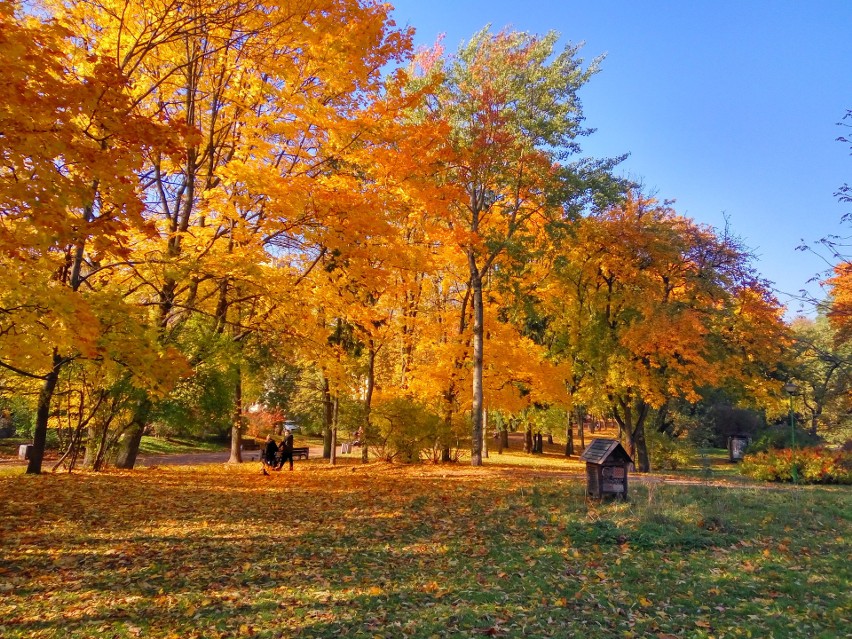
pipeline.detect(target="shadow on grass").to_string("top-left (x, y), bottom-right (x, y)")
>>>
top-left (0, 464), bottom-right (849, 638)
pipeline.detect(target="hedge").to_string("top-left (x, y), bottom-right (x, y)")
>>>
top-left (740, 448), bottom-right (852, 484)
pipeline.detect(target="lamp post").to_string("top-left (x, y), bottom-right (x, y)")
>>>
top-left (783, 382), bottom-right (799, 483)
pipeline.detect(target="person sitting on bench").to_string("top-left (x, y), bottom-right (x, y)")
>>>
top-left (262, 435), bottom-right (278, 475)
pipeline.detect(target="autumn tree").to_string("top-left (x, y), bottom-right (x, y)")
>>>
top-left (543, 194), bottom-right (788, 470)
top-left (0, 2), bottom-right (186, 473)
top-left (789, 314), bottom-right (852, 443)
top-left (421, 28), bottom-right (612, 465)
top-left (44, 0), bottom-right (424, 464)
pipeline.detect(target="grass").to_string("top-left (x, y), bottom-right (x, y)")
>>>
top-left (0, 453), bottom-right (849, 639)
top-left (137, 436), bottom-right (227, 456)
top-left (0, 434), bottom-right (226, 460)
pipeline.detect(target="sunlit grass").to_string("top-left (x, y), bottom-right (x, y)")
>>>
top-left (137, 436), bottom-right (227, 455)
top-left (0, 458), bottom-right (849, 639)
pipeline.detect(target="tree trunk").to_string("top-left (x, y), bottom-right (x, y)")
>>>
top-left (469, 265), bottom-right (485, 466)
top-left (501, 428), bottom-right (509, 450)
top-left (51, 421), bottom-right (86, 473)
top-left (654, 402), bottom-right (670, 434)
top-left (27, 351), bottom-right (62, 474)
top-left (399, 277), bottom-right (422, 390)
top-left (565, 410), bottom-right (574, 456)
top-left (614, 399), bottom-right (651, 472)
top-left (809, 407), bottom-right (822, 437)
top-left (331, 395), bottom-right (339, 466)
top-left (632, 402), bottom-right (651, 472)
top-left (322, 375), bottom-right (333, 459)
top-left (228, 366), bottom-right (243, 463)
top-left (114, 398), bottom-right (152, 469)
top-left (616, 403), bottom-right (634, 459)
top-left (83, 405), bottom-right (116, 472)
top-left (524, 427), bottom-right (533, 453)
top-left (83, 424), bottom-right (99, 469)
top-left (441, 382), bottom-right (456, 463)
top-left (579, 414), bottom-right (585, 450)
top-left (362, 345), bottom-right (375, 464)
top-left (114, 421), bottom-right (145, 469)
top-left (92, 421), bottom-right (113, 472)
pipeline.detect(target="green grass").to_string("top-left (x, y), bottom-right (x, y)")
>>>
top-left (0, 434), bottom-right (226, 459)
top-left (137, 435), bottom-right (227, 455)
top-left (675, 447), bottom-right (752, 481)
top-left (0, 461), bottom-right (849, 639)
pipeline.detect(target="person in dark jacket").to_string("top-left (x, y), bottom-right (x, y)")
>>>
top-left (277, 429), bottom-right (294, 471)
top-left (262, 435), bottom-right (278, 475)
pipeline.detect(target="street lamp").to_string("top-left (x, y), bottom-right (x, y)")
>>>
top-left (784, 382), bottom-right (799, 483)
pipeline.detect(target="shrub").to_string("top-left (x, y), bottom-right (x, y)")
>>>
top-left (0, 397), bottom-right (36, 438)
top-left (370, 397), bottom-right (449, 463)
top-left (740, 448), bottom-right (852, 484)
top-left (647, 428), bottom-right (697, 470)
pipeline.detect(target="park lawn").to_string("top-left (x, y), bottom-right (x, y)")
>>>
top-left (137, 436), bottom-right (228, 456)
top-left (0, 435), bottom-right (226, 461)
top-left (0, 459), bottom-right (849, 639)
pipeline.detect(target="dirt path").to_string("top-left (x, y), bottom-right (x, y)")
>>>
top-left (118, 444), bottom-right (332, 467)
top-left (1, 443), bottom-right (782, 490)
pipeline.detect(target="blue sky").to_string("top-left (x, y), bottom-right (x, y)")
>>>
top-left (389, 0), bottom-right (852, 317)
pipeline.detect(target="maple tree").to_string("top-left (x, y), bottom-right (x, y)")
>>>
top-left (0, 1), bottom-right (186, 473)
top-left (35, 0), bottom-right (431, 466)
top-left (541, 194), bottom-right (788, 470)
top-left (1, 0), bottom-right (816, 473)
top-left (417, 28), bottom-right (614, 465)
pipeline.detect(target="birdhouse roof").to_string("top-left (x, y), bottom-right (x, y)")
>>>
top-left (580, 438), bottom-right (633, 465)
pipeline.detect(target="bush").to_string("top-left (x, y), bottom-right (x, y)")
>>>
top-left (0, 398), bottom-right (36, 438)
top-left (647, 428), bottom-right (697, 470)
top-left (370, 397), bottom-right (445, 463)
top-left (740, 448), bottom-right (852, 484)
top-left (154, 366), bottom-right (235, 439)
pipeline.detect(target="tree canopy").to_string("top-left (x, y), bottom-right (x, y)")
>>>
top-left (0, 0), bottom-right (807, 473)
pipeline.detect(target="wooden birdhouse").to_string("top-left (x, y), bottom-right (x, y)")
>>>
top-left (580, 438), bottom-right (633, 499)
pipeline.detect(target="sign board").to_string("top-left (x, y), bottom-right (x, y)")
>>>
top-left (601, 466), bottom-right (625, 492)
top-left (729, 436), bottom-right (749, 461)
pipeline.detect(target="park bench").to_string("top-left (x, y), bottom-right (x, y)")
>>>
top-left (291, 446), bottom-right (309, 460)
